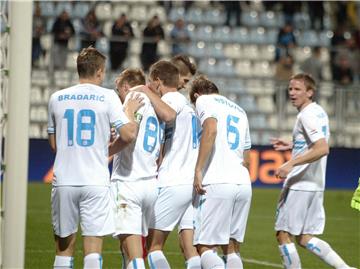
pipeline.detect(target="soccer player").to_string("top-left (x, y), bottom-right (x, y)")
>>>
top-left (47, 47), bottom-right (142, 269)
top-left (170, 55), bottom-right (202, 269)
top-left (140, 60), bottom-right (200, 269)
top-left (189, 75), bottom-right (252, 269)
top-left (271, 73), bottom-right (355, 269)
top-left (110, 68), bottom-right (176, 269)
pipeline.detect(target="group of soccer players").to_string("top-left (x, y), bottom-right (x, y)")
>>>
top-left (48, 47), bottom-right (355, 269)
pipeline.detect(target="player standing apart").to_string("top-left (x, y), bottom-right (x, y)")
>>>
top-left (190, 76), bottom-right (252, 269)
top-left (271, 73), bottom-right (356, 269)
top-left (110, 68), bottom-right (175, 269)
top-left (47, 47), bottom-right (142, 269)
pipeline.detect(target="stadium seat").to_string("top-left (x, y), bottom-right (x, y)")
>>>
top-left (112, 3), bottom-right (129, 20)
top-left (224, 44), bottom-right (242, 59)
top-left (198, 58), bottom-right (217, 76)
top-left (235, 60), bottom-right (252, 77)
top-left (55, 2), bottom-right (73, 17)
top-left (194, 25), bottom-right (213, 42)
top-left (253, 61), bottom-right (275, 78)
top-left (148, 6), bottom-right (167, 22)
top-left (216, 59), bottom-right (236, 77)
top-left (207, 43), bottom-right (224, 58)
top-left (95, 37), bottom-right (109, 54)
top-left (203, 9), bottom-right (226, 25)
top-left (29, 124), bottom-right (41, 139)
top-left (260, 11), bottom-right (278, 28)
top-left (102, 20), bottom-right (113, 38)
top-left (241, 11), bottom-right (259, 27)
top-left (188, 41), bottom-right (207, 58)
top-left (232, 27), bottom-right (250, 44)
top-left (158, 40), bottom-right (171, 56)
top-left (73, 2), bottom-right (91, 19)
top-left (54, 71), bottom-right (70, 88)
top-left (250, 27), bottom-right (267, 44)
top-left (30, 87), bottom-right (43, 104)
top-left (227, 79), bottom-right (246, 93)
top-left (169, 7), bottom-right (185, 22)
top-left (257, 96), bottom-right (275, 113)
top-left (66, 52), bottom-right (78, 69)
top-left (40, 2), bottom-right (55, 17)
top-left (319, 30), bottom-right (332, 47)
top-left (238, 95), bottom-right (258, 112)
top-left (95, 3), bottom-right (112, 21)
top-left (294, 12), bottom-right (311, 30)
top-left (185, 7), bottom-right (203, 24)
top-left (242, 45), bottom-right (260, 60)
top-left (129, 39), bottom-right (142, 55)
top-left (213, 26), bottom-right (232, 43)
top-left (40, 34), bottom-right (52, 51)
top-left (260, 45), bottom-right (276, 60)
top-left (46, 18), bottom-right (55, 33)
top-left (298, 30), bottom-right (320, 47)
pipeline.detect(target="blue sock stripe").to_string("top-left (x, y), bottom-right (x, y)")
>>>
top-left (99, 255), bottom-right (103, 269)
top-left (149, 254), bottom-right (156, 269)
top-left (70, 257), bottom-right (74, 268)
top-left (282, 245), bottom-right (292, 265)
top-left (306, 242), bottom-right (321, 253)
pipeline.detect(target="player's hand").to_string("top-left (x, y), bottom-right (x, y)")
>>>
top-left (125, 92), bottom-right (144, 114)
top-left (275, 161), bottom-right (293, 179)
top-left (351, 178), bottom-right (360, 211)
top-left (109, 127), bottom-right (117, 143)
top-left (270, 137), bottom-right (293, 151)
top-left (194, 170), bottom-right (206, 195)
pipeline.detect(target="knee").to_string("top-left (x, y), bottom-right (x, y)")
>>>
top-left (276, 231), bottom-right (291, 245)
top-left (296, 235), bottom-right (312, 248)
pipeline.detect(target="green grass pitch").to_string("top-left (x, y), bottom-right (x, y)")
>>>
top-left (25, 183), bottom-right (359, 268)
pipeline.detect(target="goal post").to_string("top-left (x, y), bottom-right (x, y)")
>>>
top-left (2, 1), bottom-right (32, 268)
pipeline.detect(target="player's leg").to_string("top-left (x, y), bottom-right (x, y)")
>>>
top-left (193, 184), bottom-right (238, 269)
top-left (178, 204), bottom-right (201, 269)
top-left (275, 188), bottom-right (302, 269)
top-left (179, 229), bottom-right (201, 269)
top-left (221, 239), bottom-right (243, 269)
top-left (147, 185), bottom-right (193, 269)
top-left (52, 186), bottom-right (80, 269)
top-left (81, 186), bottom-right (115, 269)
top-left (294, 191), bottom-right (355, 268)
top-left (119, 235), bottom-right (145, 269)
top-left (147, 229), bottom-right (171, 269)
top-left (196, 245), bottom-right (224, 269)
top-left (54, 234), bottom-right (76, 269)
top-left (221, 184), bottom-right (252, 269)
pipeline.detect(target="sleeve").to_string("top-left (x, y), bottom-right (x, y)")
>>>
top-left (161, 93), bottom-right (183, 114)
top-left (244, 115), bottom-right (251, 150)
top-left (195, 96), bottom-right (218, 126)
top-left (108, 91), bottom-right (130, 132)
top-left (300, 111), bottom-right (325, 143)
top-left (47, 94), bottom-right (56, 134)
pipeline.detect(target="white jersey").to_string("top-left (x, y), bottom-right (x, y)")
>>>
top-left (195, 94), bottom-right (251, 185)
top-left (284, 102), bottom-right (329, 191)
top-left (111, 92), bottom-right (162, 181)
top-left (157, 91), bottom-right (200, 186)
top-left (47, 83), bottom-right (129, 186)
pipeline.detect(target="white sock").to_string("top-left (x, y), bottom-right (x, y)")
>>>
top-left (127, 258), bottom-right (145, 269)
top-left (84, 253), bottom-right (102, 269)
top-left (306, 237), bottom-right (349, 268)
top-left (121, 251), bottom-right (127, 269)
top-left (147, 250), bottom-right (170, 269)
top-left (186, 255), bottom-right (201, 269)
top-left (278, 243), bottom-right (301, 269)
top-left (200, 249), bottom-right (225, 269)
top-left (54, 255), bottom-right (74, 269)
top-left (225, 253), bottom-right (243, 269)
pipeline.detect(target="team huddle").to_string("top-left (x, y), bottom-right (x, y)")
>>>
top-left (47, 47), bottom-right (355, 269)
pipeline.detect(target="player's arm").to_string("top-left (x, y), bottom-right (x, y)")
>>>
top-left (109, 94), bottom-right (143, 156)
top-left (351, 178), bottom-right (360, 211)
top-left (194, 117), bottom-right (217, 195)
top-left (48, 133), bottom-right (56, 153)
top-left (270, 137), bottom-right (293, 151)
top-left (243, 149), bottom-right (251, 172)
top-left (276, 138), bottom-right (329, 179)
top-left (134, 85), bottom-right (176, 123)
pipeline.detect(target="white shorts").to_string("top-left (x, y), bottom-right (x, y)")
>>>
top-left (178, 203), bottom-right (194, 233)
top-left (150, 184), bottom-right (193, 232)
top-left (193, 184), bottom-right (252, 246)
top-left (111, 178), bottom-right (158, 237)
top-left (275, 188), bottom-right (325, 235)
top-left (51, 186), bottom-right (114, 238)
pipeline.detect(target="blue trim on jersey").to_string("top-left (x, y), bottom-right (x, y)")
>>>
top-left (113, 120), bottom-right (124, 130)
top-left (47, 127), bottom-right (55, 134)
top-left (148, 254), bottom-right (156, 269)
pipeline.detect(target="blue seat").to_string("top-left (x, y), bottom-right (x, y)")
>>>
top-left (241, 11), bottom-right (259, 27)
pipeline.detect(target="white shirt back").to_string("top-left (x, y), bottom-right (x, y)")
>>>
top-left (285, 102), bottom-right (329, 191)
top-left (111, 92), bottom-right (163, 181)
top-left (47, 83), bottom-right (129, 186)
top-left (195, 94), bottom-right (251, 185)
top-left (157, 91), bottom-right (200, 186)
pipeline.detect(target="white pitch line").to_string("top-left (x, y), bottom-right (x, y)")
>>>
top-left (27, 249), bottom-right (283, 268)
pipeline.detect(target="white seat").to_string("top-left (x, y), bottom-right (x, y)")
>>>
top-left (29, 124), bottom-right (41, 139)
top-left (30, 87), bottom-right (43, 104)
top-left (129, 6), bottom-right (147, 22)
top-left (66, 52), bottom-right (78, 69)
top-left (242, 45), bottom-right (259, 60)
top-left (112, 3), bottom-right (129, 20)
top-left (224, 44), bottom-right (242, 59)
top-left (158, 40), bottom-right (171, 56)
top-left (257, 96), bottom-right (275, 113)
top-left (95, 3), bottom-right (112, 21)
top-left (235, 60), bottom-right (252, 77)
